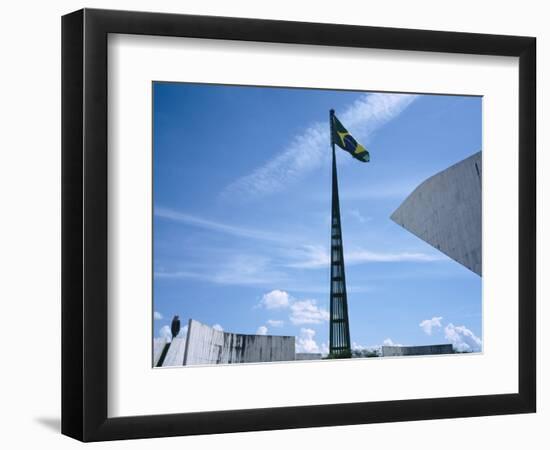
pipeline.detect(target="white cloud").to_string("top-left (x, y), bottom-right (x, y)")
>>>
top-left (222, 93), bottom-right (418, 201)
top-left (382, 338), bottom-right (402, 347)
top-left (340, 92), bottom-right (418, 134)
top-left (352, 342), bottom-right (382, 356)
top-left (159, 324), bottom-right (188, 341)
top-left (159, 325), bottom-right (172, 342)
top-left (295, 328), bottom-right (321, 353)
top-left (258, 291), bottom-right (328, 326)
top-left (256, 326), bottom-right (268, 335)
top-left (352, 342), bottom-right (378, 352)
top-left (419, 316), bottom-right (443, 335)
top-left (444, 323), bottom-right (482, 352)
top-left (289, 299), bottom-right (329, 325)
top-left (153, 311), bottom-right (163, 320)
top-left (260, 289), bottom-right (291, 309)
top-left (212, 324), bottom-right (224, 332)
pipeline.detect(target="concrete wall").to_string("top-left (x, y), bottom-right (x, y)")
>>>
top-left (184, 320), bottom-right (295, 365)
top-left (162, 337), bottom-right (187, 366)
top-left (381, 344), bottom-right (454, 357)
top-left (153, 338), bottom-right (168, 366)
top-left (391, 152), bottom-right (482, 276)
top-left (182, 319), bottom-right (296, 366)
top-left (153, 337), bottom-right (187, 367)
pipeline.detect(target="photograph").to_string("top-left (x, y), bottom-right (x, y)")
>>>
top-left (0, 0), bottom-right (541, 446)
top-left (152, 83), bottom-right (482, 367)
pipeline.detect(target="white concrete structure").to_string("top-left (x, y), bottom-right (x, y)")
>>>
top-left (381, 344), bottom-right (454, 357)
top-left (183, 320), bottom-right (296, 366)
top-left (391, 152), bottom-right (482, 276)
top-left (154, 319), bottom-right (296, 367)
top-left (162, 337), bottom-right (187, 366)
top-left (152, 337), bottom-right (167, 366)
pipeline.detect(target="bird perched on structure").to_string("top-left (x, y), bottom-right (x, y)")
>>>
top-left (171, 315), bottom-right (181, 339)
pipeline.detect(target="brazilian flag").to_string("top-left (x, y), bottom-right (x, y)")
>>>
top-left (331, 114), bottom-right (370, 163)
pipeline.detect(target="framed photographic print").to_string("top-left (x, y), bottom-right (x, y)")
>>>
top-left (61, 8), bottom-right (536, 442)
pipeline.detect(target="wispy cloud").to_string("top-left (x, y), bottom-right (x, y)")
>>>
top-left (256, 283), bottom-right (372, 295)
top-left (155, 255), bottom-right (287, 286)
top-left (155, 207), bottom-right (444, 290)
top-left (339, 180), bottom-right (422, 201)
top-left (349, 249), bottom-right (444, 264)
top-left (287, 244), bottom-right (444, 269)
top-left (155, 207), bottom-right (284, 243)
top-left (348, 209), bottom-right (371, 224)
top-left (305, 179), bottom-right (425, 204)
top-left (221, 93), bottom-right (418, 201)
top-left (285, 245), bottom-right (329, 269)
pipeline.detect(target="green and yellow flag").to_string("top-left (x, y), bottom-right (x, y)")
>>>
top-left (331, 114), bottom-right (370, 163)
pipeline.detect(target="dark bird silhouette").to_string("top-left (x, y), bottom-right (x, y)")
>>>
top-left (171, 315), bottom-right (181, 339)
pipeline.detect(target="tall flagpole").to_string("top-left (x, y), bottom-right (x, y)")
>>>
top-left (329, 109), bottom-right (351, 358)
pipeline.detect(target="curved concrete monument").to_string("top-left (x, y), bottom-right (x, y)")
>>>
top-left (391, 151), bottom-right (482, 276)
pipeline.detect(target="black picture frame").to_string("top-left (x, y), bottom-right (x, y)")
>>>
top-left (61, 8), bottom-right (536, 442)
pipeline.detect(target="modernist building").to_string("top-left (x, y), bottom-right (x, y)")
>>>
top-left (381, 344), bottom-right (454, 357)
top-left (391, 151), bottom-right (482, 276)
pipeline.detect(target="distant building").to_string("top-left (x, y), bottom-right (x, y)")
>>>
top-left (391, 151), bottom-right (482, 276)
top-left (154, 319), bottom-right (295, 367)
top-left (381, 344), bottom-right (453, 357)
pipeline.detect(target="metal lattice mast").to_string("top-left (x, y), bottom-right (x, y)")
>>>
top-left (329, 109), bottom-right (351, 358)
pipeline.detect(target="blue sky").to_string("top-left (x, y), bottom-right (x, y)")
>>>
top-left (152, 82), bottom-right (482, 355)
